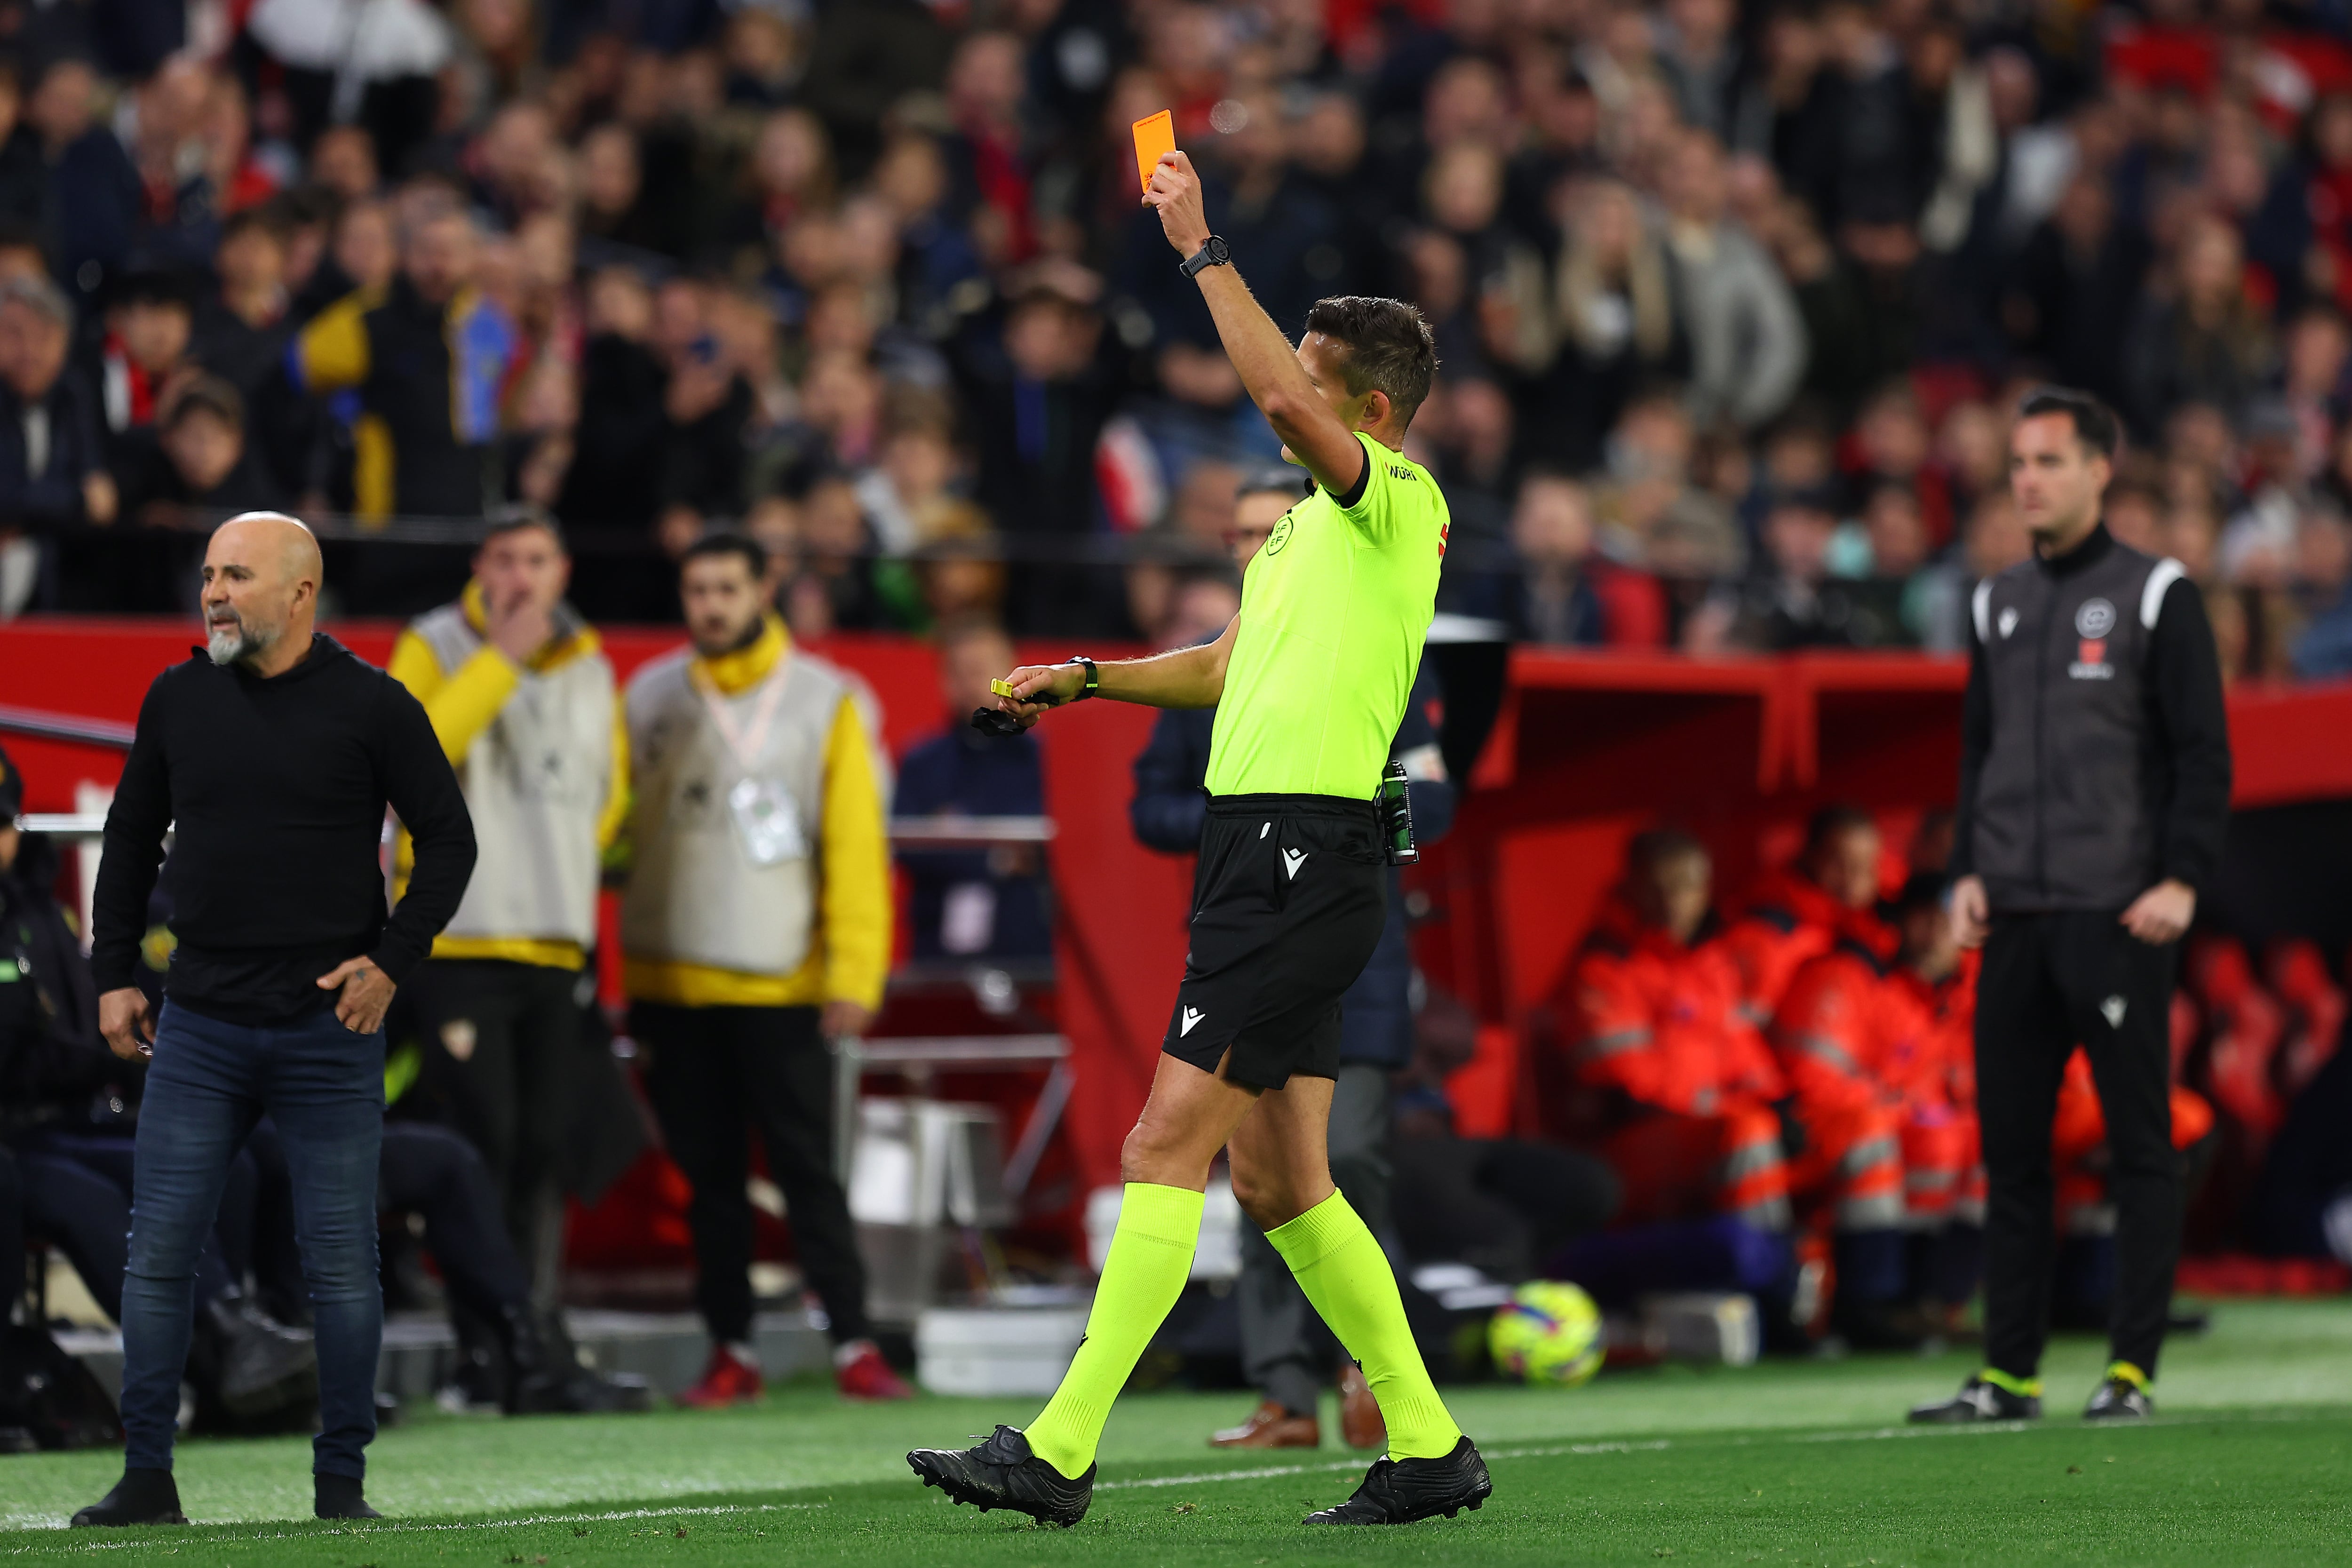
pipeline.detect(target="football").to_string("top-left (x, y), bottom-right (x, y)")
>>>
top-left (1488, 1280), bottom-right (1605, 1386)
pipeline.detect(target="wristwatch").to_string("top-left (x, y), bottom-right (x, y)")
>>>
top-left (1179, 235), bottom-right (1231, 279)
top-left (1063, 655), bottom-right (1099, 701)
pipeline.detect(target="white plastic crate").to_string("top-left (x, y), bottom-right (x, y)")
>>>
top-left (914, 1305), bottom-right (1089, 1396)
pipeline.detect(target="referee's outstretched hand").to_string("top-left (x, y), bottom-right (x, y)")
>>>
top-left (987, 662), bottom-right (1087, 731)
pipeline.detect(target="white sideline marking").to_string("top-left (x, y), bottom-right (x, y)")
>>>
top-left (1097, 1438), bottom-right (1669, 1491)
top-left (1, 1501), bottom-right (825, 1546)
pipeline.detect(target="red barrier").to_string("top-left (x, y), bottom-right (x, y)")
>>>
top-left (11, 621), bottom-right (2352, 1191)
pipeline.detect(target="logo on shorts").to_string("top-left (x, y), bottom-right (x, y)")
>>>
top-left (2101, 995), bottom-right (2127, 1029)
top-left (1263, 512), bottom-right (1295, 556)
top-left (1282, 848), bottom-right (1308, 879)
top-left (1181, 1006), bottom-right (1206, 1036)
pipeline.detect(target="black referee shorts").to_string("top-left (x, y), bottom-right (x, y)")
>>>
top-left (1161, 794), bottom-right (1389, 1091)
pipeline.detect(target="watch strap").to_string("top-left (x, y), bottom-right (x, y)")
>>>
top-left (1179, 236), bottom-right (1229, 279)
top-left (1064, 655), bottom-right (1099, 701)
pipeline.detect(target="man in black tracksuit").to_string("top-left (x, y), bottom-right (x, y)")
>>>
top-left (1911, 389), bottom-right (2231, 1426)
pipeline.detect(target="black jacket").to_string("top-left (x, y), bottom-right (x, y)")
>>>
top-left (90, 635), bottom-right (477, 1026)
top-left (0, 835), bottom-right (110, 1130)
top-left (0, 370), bottom-right (108, 534)
top-left (1130, 664), bottom-right (1455, 1067)
top-left (1952, 524), bottom-right (2232, 914)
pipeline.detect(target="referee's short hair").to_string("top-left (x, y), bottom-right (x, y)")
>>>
top-left (2017, 385), bottom-right (2121, 460)
top-left (1303, 295), bottom-right (1438, 426)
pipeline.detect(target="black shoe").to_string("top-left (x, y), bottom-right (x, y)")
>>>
top-left (315, 1473), bottom-right (382, 1520)
top-left (1304, 1436), bottom-right (1493, 1525)
top-left (71, 1469), bottom-right (188, 1527)
top-left (1907, 1374), bottom-right (2042, 1424)
top-left (2084, 1370), bottom-right (2154, 1421)
top-left (204, 1294), bottom-right (318, 1417)
top-left (512, 1364), bottom-right (656, 1415)
top-left (499, 1304), bottom-right (653, 1415)
top-left (906, 1425), bottom-right (1095, 1527)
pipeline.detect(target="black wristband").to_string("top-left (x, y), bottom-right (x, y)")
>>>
top-left (1064, 655), bottom-right (1099, 701)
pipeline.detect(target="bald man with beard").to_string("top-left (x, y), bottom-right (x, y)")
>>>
top-left (77, 513), bottom-right (476, 1527)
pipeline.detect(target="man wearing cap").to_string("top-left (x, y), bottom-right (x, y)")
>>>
top-left (387, 510), bottom-right (625, 1348)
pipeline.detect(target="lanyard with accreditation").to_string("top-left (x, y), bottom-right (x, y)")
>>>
top-left (692, 658), bottom-right (808, 866)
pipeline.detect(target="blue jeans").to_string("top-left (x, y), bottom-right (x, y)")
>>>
top-left (121, 1001), bottom-right (383, 1478)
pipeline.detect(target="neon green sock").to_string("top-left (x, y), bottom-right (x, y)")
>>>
top-left (1267, 1192), bottom-right (1462, 1460)
top-left (1979, 1366), bottom-right (2043, 1398)
top-left (1023, 1183), bottom-right (1203, 1479)
top-left (2105, 1360), bottom-right (2152, 1392)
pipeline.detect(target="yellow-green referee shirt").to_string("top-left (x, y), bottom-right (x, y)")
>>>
top-left (1204, 431), bottom-right (1448, 802)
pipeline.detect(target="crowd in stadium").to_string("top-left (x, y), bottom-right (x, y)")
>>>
top-left (0, 0), bottom-right (2350, 669)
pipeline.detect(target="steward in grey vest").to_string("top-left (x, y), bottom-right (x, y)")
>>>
top-left (1955, 525), bottom-right (2232, 914)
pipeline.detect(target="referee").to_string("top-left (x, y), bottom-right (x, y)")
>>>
top-left (908, 152), bottom-right (1488, 1528)
top-left (1910, 390), bottom-right (2230, 1426)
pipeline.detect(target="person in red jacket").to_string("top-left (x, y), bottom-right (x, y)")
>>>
top-left (1776, 874), bottom-right (1986, 1330)
top-left (1767, 875), bottom-right (1944, 1345)
top-left (1725, 805), bottom-right (1886, 1026)
top-left (1561, 831), bottom-right (1791, 1232)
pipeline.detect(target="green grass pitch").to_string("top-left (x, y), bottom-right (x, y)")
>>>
top-left (5, 1299), bottom-right (2351, 1565)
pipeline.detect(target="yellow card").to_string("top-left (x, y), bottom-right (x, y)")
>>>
top-left (1132, 110), bottom-right (1175, 201)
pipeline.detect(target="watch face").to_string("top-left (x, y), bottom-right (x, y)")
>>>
top-left (1208, 237), bottom-right (1230, 263)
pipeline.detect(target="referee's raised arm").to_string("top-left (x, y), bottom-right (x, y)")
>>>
top-left (1141, 150), bottom-right (1369, 496)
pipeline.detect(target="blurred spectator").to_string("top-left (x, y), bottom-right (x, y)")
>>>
top-left (1724, 486), bottom-right (1907, 649)
top-left (0, 65), bottom-right (54, 265)
top-left (29, 59), bottom-right (139, 304)
top-left (0, 274), bottom-right (113, 597)
top-left (92, 268), bottom-right (196, 458)
top-left (1472, 470), bottom-right (1666, 647)
top-left (293, 199), bottom-right (515, 520)
top-left (2124, 215), bottom-right (2276, 438)
top-left (191, 208), bottom-right (293, 401)
top-left (906, 500), bottom-right (1007, 631)
top-left (113, 375), bottom-right (282, 525)
top-left (2292, 512), bottom-right (2352, 677)
top-left (1661, 130), bottom-right (1806, 430)
top-left (2001, 175), bottom-right (2150, 410)
top-left (894, 618), bottom-right (1052, 965)
top-left (1542, 180), bottom-right (1685, 470)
